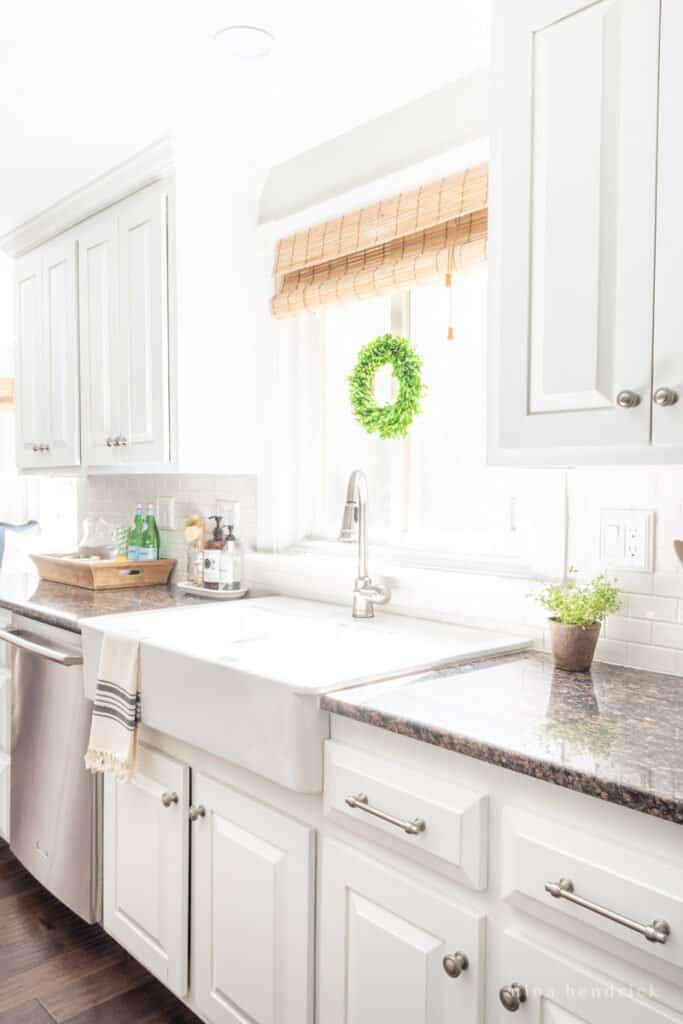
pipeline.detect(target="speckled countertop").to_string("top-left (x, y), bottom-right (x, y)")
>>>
top-left (0, 571), bottom-right (204, 633)
top-left (322, 651), bottom-right (683, 824)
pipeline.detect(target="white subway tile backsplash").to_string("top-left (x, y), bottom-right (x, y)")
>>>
top-left (594, 638), bottom-right (628, 667)
top-left (653, 572), bottom-right (683, 598)
top-left (605, 616), bottom-right (652, 644)
top-left (85, 474), bottom-right (257, 563)
top-left (626, 642), bottom-right (680, 675)
top-left (82, 463), bottom-right (683, 677)
top-left (612, 571), bottom-right (654, 596)
top-left (626, 593), bottom-right (678, 622)
top-left (650, 620), bottom-right (683, 650)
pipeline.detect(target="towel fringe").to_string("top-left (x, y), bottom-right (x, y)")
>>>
top-left (84, 748), bottom-right (134, 782)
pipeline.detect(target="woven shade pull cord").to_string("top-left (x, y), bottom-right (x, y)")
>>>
top-left (445, 241), bottom-right (455, 341)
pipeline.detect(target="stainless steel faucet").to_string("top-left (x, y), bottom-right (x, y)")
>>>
top-left (339, 470), bottom-right (391, 618)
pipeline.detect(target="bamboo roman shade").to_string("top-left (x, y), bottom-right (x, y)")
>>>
top-left (271, 162), bottom-right (488, 318)
top-left (0, 378), bottom-right (14, 409)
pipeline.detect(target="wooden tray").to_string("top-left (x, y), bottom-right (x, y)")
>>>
top-left (30, 553), bottom-right (176, 591)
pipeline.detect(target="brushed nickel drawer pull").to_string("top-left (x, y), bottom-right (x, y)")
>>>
top-left (545, 878), bottom-right (670, 944)
top-left (344, 792), bottom-right (426, 835)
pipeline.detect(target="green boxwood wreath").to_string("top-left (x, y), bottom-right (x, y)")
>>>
top-left (348, 333), bottom-right (426, 439)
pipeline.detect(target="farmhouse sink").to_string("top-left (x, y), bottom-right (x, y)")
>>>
top-left (81, 596), bottom-right (529, 792)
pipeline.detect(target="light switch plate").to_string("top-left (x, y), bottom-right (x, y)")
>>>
top-left (156, 496), bottom-right (176, 531)
top-left (599, 509), bottom-right (654, 572)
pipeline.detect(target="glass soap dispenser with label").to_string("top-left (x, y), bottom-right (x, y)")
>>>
top-left (219, 523), bottom-right (243, 592)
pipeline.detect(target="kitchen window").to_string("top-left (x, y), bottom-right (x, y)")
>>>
top-left (296, 267), bottom-right (564, 575)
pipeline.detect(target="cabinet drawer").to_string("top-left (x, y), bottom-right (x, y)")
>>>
top-left (495, 930), bottom-right (681, 1023)
top-left (324, 740), bottom-right (488, 889)
top-left (502, 808), bottom-right (683, 976)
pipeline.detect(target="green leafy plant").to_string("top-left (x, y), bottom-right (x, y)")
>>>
top-left (534, 570), bottom-right (621, 628)
top-left (348, 334), bottom-right (426, 439)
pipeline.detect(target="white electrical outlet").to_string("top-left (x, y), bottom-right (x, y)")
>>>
top-left (599, 509), bottom-right (654, 572)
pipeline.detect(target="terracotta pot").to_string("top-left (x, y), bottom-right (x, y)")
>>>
top-left (549, 620), bottom-right (601, 673)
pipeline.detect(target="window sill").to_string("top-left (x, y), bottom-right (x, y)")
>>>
top-left (283, 538), bottom-right (542, 581)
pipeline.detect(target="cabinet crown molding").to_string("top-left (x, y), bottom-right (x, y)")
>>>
top-left (0, 136), bottom-right (174, 258)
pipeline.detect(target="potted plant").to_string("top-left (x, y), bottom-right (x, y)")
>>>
top-left (535, 570), bottom-right (620, 673)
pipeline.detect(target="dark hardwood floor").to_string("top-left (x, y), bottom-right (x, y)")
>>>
top-left (0, 841), bottom-right (201, 1024)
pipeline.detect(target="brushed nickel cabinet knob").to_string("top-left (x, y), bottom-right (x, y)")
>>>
top-left (654, 387), bottom-right (678, 407)
top-left (616, 390), bottom-right (640, 408)
top-left (442, 952), bottom-right (468, 978)
top-left (161, 791), bottom-right (179, 808)
top-left (189, 805), bottom-right (206, 821)
top-left (499, 983), bottom-right (527, 1011)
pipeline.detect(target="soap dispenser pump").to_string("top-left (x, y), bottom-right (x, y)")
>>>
top-left (203, 515), bottom-right (224, 590)
top-left (219, 522), bottom-right (244, 592)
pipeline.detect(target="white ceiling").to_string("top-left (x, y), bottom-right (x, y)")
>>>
top-left (0, 0), bottom-right (491, 236)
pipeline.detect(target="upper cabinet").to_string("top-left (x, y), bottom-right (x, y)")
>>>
top-left (15, 236), bottom-right (80, 469)
top-left (489, 0), bottom-right (677, 464)
top-left (14, 179), bottom-right (172, 472)
top-left (652, 0), bottom-right (683, 449)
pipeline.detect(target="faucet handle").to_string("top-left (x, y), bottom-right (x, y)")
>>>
top-left (356, 577), bottom-right (392, 606)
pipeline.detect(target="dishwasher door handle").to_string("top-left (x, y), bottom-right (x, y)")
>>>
top-left (0, 626), bottom-right (83, 666)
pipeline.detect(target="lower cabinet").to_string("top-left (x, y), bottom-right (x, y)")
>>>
top-left (191, 772), bottom-right (315, 1024)
top-left (318, 838), bottom-right (485, 1024)
top-left (103, 758), bottom-right (315, 1023)
top-left (495, 932), bottom-right (680, 1022)
top-left (103, 745), bottom-right (190, 996)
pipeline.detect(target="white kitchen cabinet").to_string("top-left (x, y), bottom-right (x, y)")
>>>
top-left (494, 931), bottom-right (680, 1021)
top-left (652, 0), bottom-right (683, 449)
top-left (15, 235), bottom-right (80, 469)
top-left (79, 182), bottom-right (170, 467)
top-left (103, 744), bottom-right (190, 997)
top-left (318, 838), bottom-right (485, 1024)
top-left (191, 773), bottom-right (315, 1024)
top-left (78, 211), bottom-right (120, 468)
top-left (490, 0), bottom-right (661, 463)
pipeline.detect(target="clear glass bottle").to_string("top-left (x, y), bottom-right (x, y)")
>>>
top-left (219, 524), bottom-right (243, 591)
top-left (127, 504), bottom-right (145, 561)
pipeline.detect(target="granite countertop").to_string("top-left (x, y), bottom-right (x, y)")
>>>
top-left (0, 571), bottom-right (204, 633)
top-left (321, 651), bottom-right (683, 825)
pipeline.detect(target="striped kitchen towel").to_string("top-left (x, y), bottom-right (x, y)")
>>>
top-left (84, 631), bottom-right (141, 781)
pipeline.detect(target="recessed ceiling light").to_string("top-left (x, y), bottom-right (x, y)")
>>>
top-left (213, 25), bottom-right (275, 60)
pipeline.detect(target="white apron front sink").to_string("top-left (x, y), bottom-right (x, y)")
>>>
top-left (81, 596), bottom-right (529, 792)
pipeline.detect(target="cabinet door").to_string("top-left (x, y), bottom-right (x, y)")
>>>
top-left (79, 211), bottom-right (121, 466)
top-left (191, 773), bottom-right (315, 1024)
top-left (117, 186), bottom-right (170, 464)
top-left (15, 250), bottom-right (49, 468)
top-left (318, 839), bottom-right (485, 1024)
top-left (491, 0), bottom-right (660, 460)
top-left (653, 0), bottom-right (683, 448)
top-left (42, 235), bottom-right (80, 467)
top-left (494, 932), bottom-right (680, 1022)
top-left (103, 744), bottom-right (189, 997)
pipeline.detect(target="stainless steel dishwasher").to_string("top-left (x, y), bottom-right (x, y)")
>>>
top-left (0, 613), bottom-right (101, 923)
